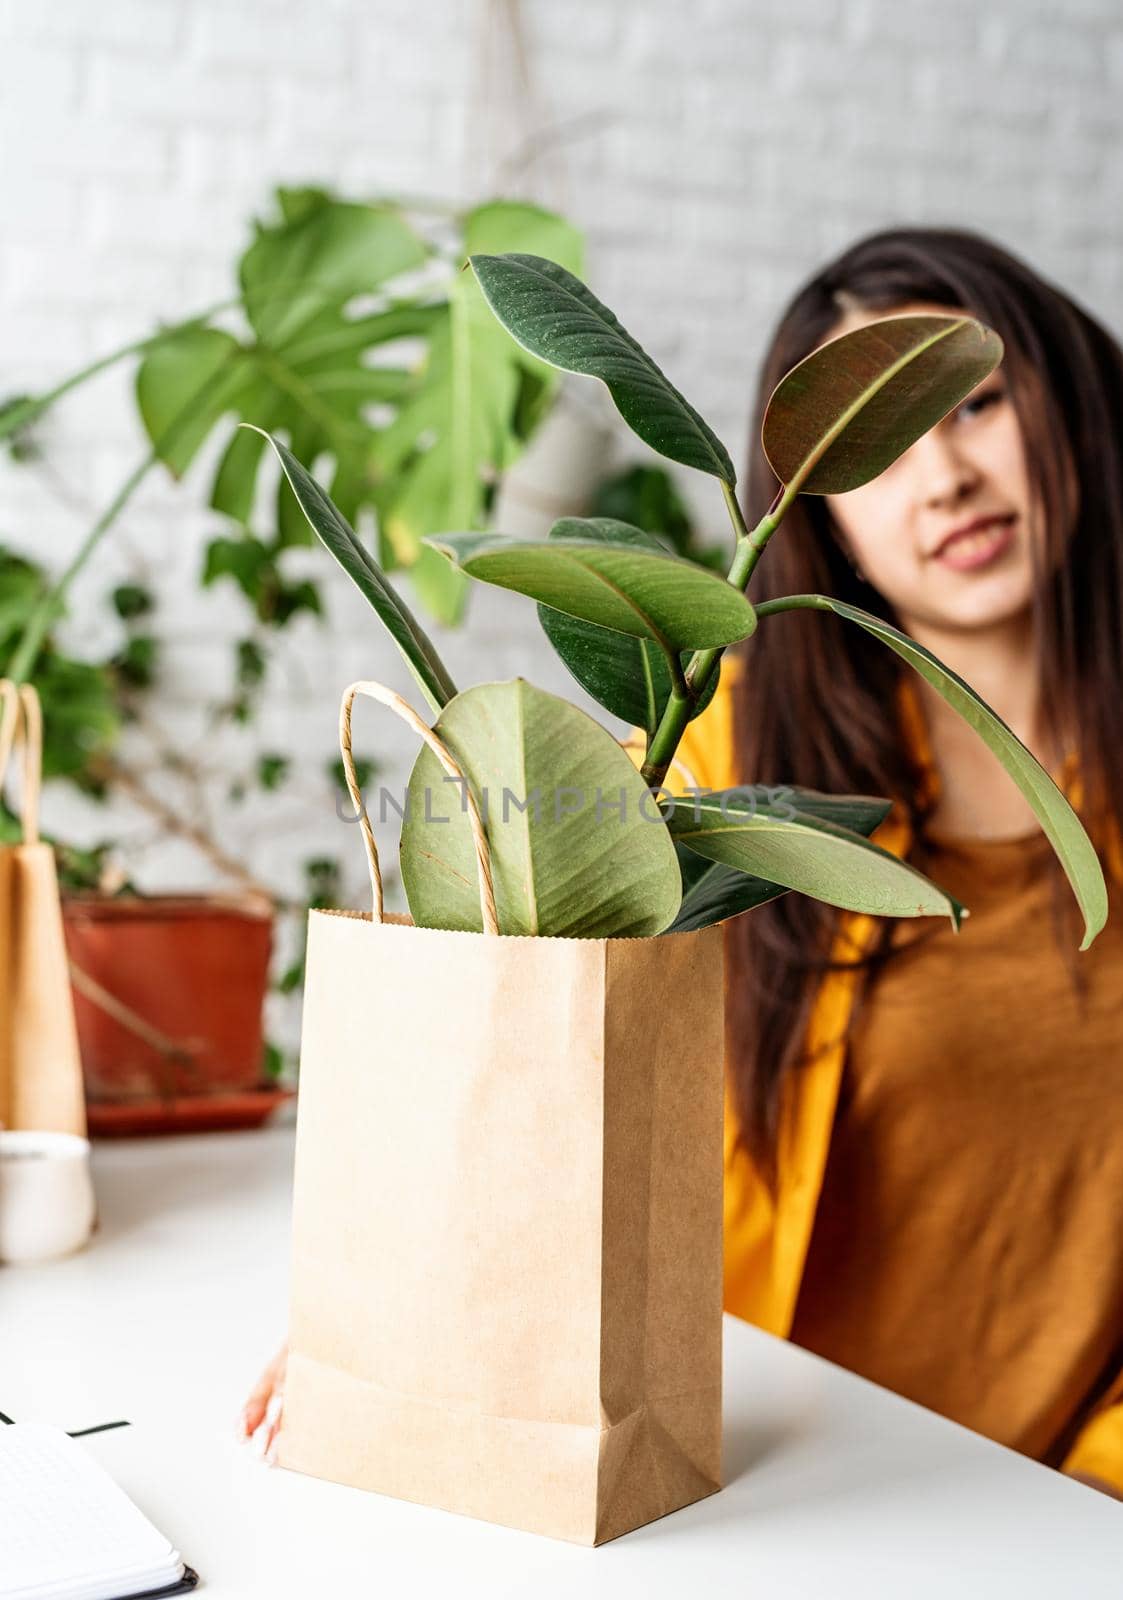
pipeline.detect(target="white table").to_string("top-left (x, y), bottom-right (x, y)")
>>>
top-left (2, 1127), bottom-right (1119, 1596)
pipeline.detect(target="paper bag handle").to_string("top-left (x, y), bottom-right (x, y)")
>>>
top-left (0, 679), bottom-right (42, 845)
top-left (340, 680), bottom-right (499, 936)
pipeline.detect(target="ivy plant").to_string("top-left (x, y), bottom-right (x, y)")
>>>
top-left (0, 545), bottom-right (120, 887)
top-left (256, 253), bottom-right (1107, 947)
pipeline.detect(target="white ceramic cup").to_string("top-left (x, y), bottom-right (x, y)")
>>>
top-left (0, 1131), bottom-right (96, 1265)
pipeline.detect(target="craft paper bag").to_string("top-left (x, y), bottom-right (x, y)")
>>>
top-left (278, 681), bottom-right (725, 1545)
top-left (0, 682), bottom-right (86, 1136)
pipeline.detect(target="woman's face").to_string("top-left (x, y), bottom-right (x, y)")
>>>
top-left (821, 300), bottom-right (1042, 636)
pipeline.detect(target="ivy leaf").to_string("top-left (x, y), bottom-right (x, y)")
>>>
top-left (111, 583), bottom-right (154, 620)
top-left (113, 635), bottom-right (158, 690)
top-left (203, 535), bottom-right (272, 599)
top-left (236, 638), bottom-right (266, 688)
top-left (257, 753), bottom-right (290, 791)
top-left (327, 754), bottom-right (375, 795)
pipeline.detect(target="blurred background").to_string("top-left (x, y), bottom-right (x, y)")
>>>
top-left (2, 0), bottom-right (1120, 1088)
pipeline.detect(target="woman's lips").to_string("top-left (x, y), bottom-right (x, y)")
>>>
top-left (933, 515), bottom-right (1016, 572)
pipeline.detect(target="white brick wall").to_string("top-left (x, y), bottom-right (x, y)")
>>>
top-left (2, 0), bottom-right (1122, 1039)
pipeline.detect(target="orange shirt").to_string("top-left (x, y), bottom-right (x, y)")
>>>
top-left (789, 824), bottom-right (1123, 1468)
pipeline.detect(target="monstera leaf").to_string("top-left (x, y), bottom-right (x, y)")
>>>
top-left (471, 253), bottom-right (735, 481)
top-left (666, 789), bottom-right (965, 925)
top-left (377, 206), bottom-right (583, 621)
top-left (533, 519), bottom-right (721, 732)
top-left (137, 193), bottom-right (428, 545)
top-left (756, 593), bottom-right (1109, 948)
top-left (400, 679), bottom-right (681, 937)
top-left (761, 314), bottom-right (1004, 496)
top-left (135, 193), bottom-right (583, 623)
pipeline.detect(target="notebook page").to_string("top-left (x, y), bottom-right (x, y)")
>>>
top-left (0, 1423), bottom-right (184, 1600)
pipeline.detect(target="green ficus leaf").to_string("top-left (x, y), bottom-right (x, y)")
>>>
top-left (666, 789), bottom-right (964, 926)
top-left (755, 593), bottom-right (1109, 948)
top-left (762, 314), bottom-right (1004, 496)
top-left (470, 252), bottom-right (736, 482)
top-left (667, 788), bottom-right (893, 932)
top-left (426, 526), bottom-right (756, 654)
top-left (401, 679), bottom-right (682, 938)
top-left (668, 843), bottom-right (786, 933)
top-left (534, 519), bottom-right (720, 734)
top-left (253, 430), bottom-right (458, 714)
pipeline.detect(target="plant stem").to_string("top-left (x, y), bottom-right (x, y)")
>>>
top-left (0, 298), bottom-right (239, 444)
top-left (640, 481), bottom-right (793, 788)
top-left (104, 757), bottom-right (278, 901)
top-left (0, 270), bottom-right (395, 445)
top-left (721, 478), bottom-right (751, 544)
top-left (725, 480), bottom-right (792, 592)
top-left (6, 351), bottom-right (243, 684)
top-left (640, 690), bottom-right (694, 787)
top-left (664, 648), bottom-right (690, 702)
top-left (6, 450), bottom-right (160, 684)
top-left (754, 593), bottom-right (831, 618)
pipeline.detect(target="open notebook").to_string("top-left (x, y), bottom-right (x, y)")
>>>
top-left (0, 1423), bottom-right (197, 1600)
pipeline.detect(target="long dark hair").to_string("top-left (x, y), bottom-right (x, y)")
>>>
top-left (728, 226), bottom-right (1123, 1177)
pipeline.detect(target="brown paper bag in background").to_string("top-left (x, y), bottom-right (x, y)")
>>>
top-left (278, 682), bottom-right (725, 1546)
top-left (0, 681), bottom-right (86, 1136)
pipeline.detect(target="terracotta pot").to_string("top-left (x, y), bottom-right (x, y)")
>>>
top-left (61, 893), bottom-right (285, 1136)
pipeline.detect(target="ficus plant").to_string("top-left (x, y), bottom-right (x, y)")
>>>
top-left (260, 253), bottom-right (1108, 948)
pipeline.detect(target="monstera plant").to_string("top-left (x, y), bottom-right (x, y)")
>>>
top-left (1, 189), bottom-right (583, 692)
top-left (261, 254), bottom-right (1108, 946)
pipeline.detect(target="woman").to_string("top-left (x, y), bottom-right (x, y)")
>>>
top-left (679, 226), bottom-right (1123, 1497)
top-left (243, 227), bottom-right (1123, 1495)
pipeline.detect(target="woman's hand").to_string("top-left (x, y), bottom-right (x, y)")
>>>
top-left (237, 1342), bottom-right (288, 1464)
